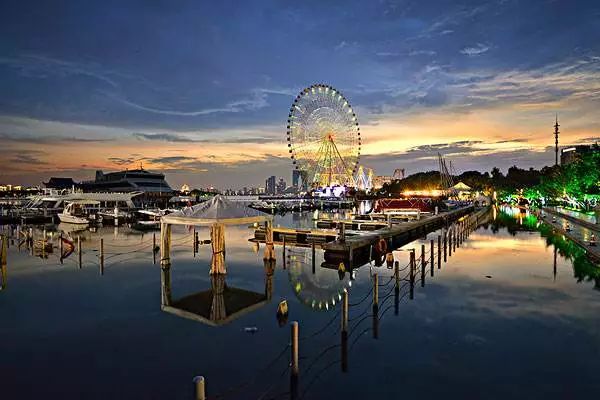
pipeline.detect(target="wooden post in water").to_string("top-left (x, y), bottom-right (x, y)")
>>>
top-left (409, 250), bottom-right (415, 300)
top-left (341, 289), bottom-right (349, 372)
top-left (394, 261), bottom-right (400, 289)
top-left (160, 223), bottom-right (172, 305)
top-left (282, 234), bottom-right (286, 267)
top-left (59, 232), bottom-right (63, 255)
top-left (311, 241), bottom-right (316, 274)
top-left (291, 321), bottom-right (299, 377)
top-left (437, 235), bottom-right (441, 269)
top-left (341, 290), bottom-right (349, 333)
top-left (448, 229), bottom-right (453, 257)
top-left (453, 226), bottom-right (457, 252)
top-left (430, 239), bottom-right (434, 277)
top-left (443, 231), bottom-right (447, 262)
top-left (421, 244), bottom-right (425, 287)
top-left (193, 376), bottom-right (206, 400)
top-left (153, 233), bottom-right (156, 265)
top-left (1, 234), bottom-right (7, 290)
top-left (99, 238), bottom-right (104, 275)
top-left (373, 273), bottom-right (379, 312)
top-left (77, 236), bottom-right (82, 269)
top-left (193, 228), bottom-right (196, 257)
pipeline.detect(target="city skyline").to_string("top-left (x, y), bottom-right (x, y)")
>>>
top-left (1, 0), bottom-right (599, 189)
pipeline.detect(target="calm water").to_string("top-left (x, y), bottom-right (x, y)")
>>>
top-left (1, 208), bottom-right (599, 399)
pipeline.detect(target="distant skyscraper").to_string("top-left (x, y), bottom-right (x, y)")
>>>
top-left (554, 115), bottom-right (560, 166)
top-left (265, 175), bottom-right (276, 195)
top-left (276, 177), bottom-right (287, 194)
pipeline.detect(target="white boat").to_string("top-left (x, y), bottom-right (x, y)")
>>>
top-left (57, 201), bottom-right (99, 225)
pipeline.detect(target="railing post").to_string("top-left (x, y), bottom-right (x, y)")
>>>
top-left (430, 239), bottom-right (434, 277)
top-left (99, 238), bottom-right (104, 275)
top-left (437, 235), bottom-right (441, 269)
top-left (449, 228), bottom-right (453, 257)
top-left (394, 261), bottom-right (400, 290)
top-left (153, 233), bottom-right (156, 265)
top-left (443, 231), bottom-right (447, 262)
top-left (311, 241), bottom-right (316, 274)
top-left (77, 236), bottom-right (82, 269)
top-left (373, 273), bottom-right (379, 312)
top-left (409, 250), bottom-right (415, 300)
top-left (291, 321), bottom-right (299, 380)
top-left (421, 244), bottom-right (425, 287)
top-left (193, 376), bottom-right (206, 400)
top-left (341, 290), bottom-right (348, 333)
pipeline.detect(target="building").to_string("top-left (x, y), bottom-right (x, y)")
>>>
top-left (44, 177), bottom-right (78, 190)
top-left (80, 168), bottom-right (173, 205)
top-left (561, 144), bottom-right (599, 165)
top-left (276, 177), bottom-right (287, 194)
top-left (265, 176), bottom-right (276, 195)
top-left (292, 170), bottom-right (302, 188)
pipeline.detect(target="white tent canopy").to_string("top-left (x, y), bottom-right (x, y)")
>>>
top-left (452, 181), bottom-right (472, 191)
top-left (161, 195), bottom-right (272, 225)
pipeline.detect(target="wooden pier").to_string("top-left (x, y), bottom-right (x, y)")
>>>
top-left (323, 205), bottom-right (480, 267)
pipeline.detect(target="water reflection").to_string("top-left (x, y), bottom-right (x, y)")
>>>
top-left (160, 256), bottom-right (272, 326)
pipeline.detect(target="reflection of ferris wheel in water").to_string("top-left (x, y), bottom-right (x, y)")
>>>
top-left (287, 84), bottom-right (361, 188)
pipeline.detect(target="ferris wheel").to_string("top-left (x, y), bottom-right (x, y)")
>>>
top-left (286, 84), bottom-right (361, 188)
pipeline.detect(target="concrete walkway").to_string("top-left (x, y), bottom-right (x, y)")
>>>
top-left (543, 206), bottom-right (599, 232)
top-left (538, 211), bottom-right (600, 262)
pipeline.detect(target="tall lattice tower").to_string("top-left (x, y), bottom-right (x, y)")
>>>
top-left (554, 115), bottom-right (560, 166)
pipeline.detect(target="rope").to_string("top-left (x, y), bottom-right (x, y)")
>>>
top-left (348, 286), bottom-right (373, 307)
top-left (299, 310), bottom-right (340, 341)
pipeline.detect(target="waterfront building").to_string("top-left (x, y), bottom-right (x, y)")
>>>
top-left (80, 167), bottom-right (173, 205)
top-left (276, 178), bottom-right (287, 194)
top-left (372, 175), bottom-right (394, 189)
top-left (44, 177), bottom-right (78, 190)
top-left (265, 176), bottom-right (276, 195)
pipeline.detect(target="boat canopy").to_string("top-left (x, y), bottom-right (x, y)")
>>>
top-left (162, 195), bottom-right (271, 225)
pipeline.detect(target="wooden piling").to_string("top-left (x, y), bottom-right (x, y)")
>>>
top-left (430, 239), bottom-right (434, 277)
top-left (99, 238), bottom-right (104, 275)
top-left (437, 235), bottom-right (441, 269)
top-left (311, 241), bottom-right (316, 274)
top-left (449, 229), bottom-right (453, 257)
top-left (193, 376), bottom-right (206, 400)
top-left (59, 232), bottom-right (63, 255)
top-left (1, 234), bottom-right (7, 290)
top-left (409, 250), bottom-right (415, 300)
top-left (443, 231), bottom-right (447, 262)
top-left (77, 236), bottom-right (82, 269)
top-left (453, 226), bottom-right (457, 252)
top-left (421, 244), bottom-right (425, 287)
top-left (341, 290), bottom-right (348, 333)
top-left (373, 273), bottom-right (379, 311)
top-left (153, 233), bottom-right (156, 265)
top-left (193, 228), bottom-right (196, 257)
top-left (394, 261), bottom-right (400, 289)
top-left (291, 321), bottom-right (299, 377)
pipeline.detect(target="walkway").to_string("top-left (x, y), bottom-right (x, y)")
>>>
top-left (539, 211), bottom-right (600, 261)
top-left (543, 206), bottom-right (599, 232)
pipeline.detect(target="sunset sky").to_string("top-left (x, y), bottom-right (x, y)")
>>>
top-left (1, 0), bottom-right (599, 189)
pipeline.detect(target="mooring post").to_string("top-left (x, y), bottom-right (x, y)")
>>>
top-left (449, 229), bottom-right (453, 257)
top-left (430, 239), bottom-right (434, 277)
top-left (311, 241), bottom-right (316, 274)
top-left (453, 226), bottom-right (457, 252)
top-left (339, 222), bottom-right (346, 242)
top-left (373, 272), bottom-right (379, 312)
top-left (59, 232), bottom-right (63, 255)
top-left (77, 236), bottom-right (82, 269)
top-left (341, 289), bottom-right (349, 333)
top-left (1, 234), bottom-right (7, 290)
top-left (193, 376), bottom-right (206, 400)
top-left (443, 231), bottom-right (447, 262)
top-left (153, 233), bottom-right (156, 265)
top-left (437, 235), bottom-right (441, 269)
top-left (193, 228), bottom-right (196, 257)
top-left (409, 250), bottom-right (415, 300)
top-left (421, 244), bottom-right (425, 287)
top-left (394, 260), bottom-right (400, 289)
top-left (99, 238), bottom-right (104, 275)
top-left (283, 234), bottom-right (286, 266)
top-left (291, 321), bottom-right (299, 377)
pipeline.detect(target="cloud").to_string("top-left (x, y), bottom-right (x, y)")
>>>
top-left (408, 50), bottom-right (437, 56)
top-left (10, 153), bottom-right (48, 165)
top-left (132, 132), bottom-right (279, 144)
top-left (376, 52), bottom-right (399, 57)
top-left (460, 43), bottom-right (490, 56)
top-left (0, 132), bottom-right (111, 144)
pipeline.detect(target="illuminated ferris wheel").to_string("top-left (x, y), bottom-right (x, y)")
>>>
top-left (286, 84), bottom-right (361, 188)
